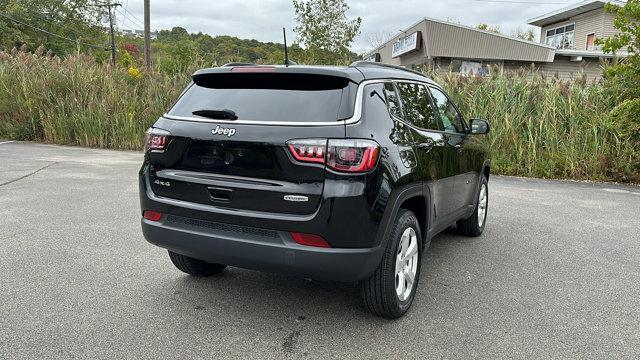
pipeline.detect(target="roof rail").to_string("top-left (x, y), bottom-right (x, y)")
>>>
top-left (222, 62), bottom-right (257, 67)
top-left (350, 61), bottom-right (427, 78)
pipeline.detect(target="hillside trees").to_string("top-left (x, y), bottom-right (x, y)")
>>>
top-left (0, 0), bottom-right (108, 55)
top-left (292, 0), bottom-right (361, 64)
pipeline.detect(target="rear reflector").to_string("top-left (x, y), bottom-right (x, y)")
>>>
top-left (143, 210), bottom-right (162, 222)
top-left (290, 232), bottom-right (331, 248)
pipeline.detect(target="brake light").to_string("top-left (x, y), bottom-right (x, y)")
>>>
top-left (144, 128), bottom-right (170, 152)
top-left (286, 139), bottom-right (380, 173)
top-left (143, 210), bottom-right (162, 221)
top-left (290, 232), bottom-right (331, 248)
top-left (231, 66), bottom-right (276, 73)
top-left (288, 139), bottom-right (326, 163)
top-left (327, 139), bottom-right (380, 172)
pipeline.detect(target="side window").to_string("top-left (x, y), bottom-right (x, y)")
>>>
top-left (395, 82), bottom-right (442, 131)
top-left (429, 87), bottom-right (466, 134)
top-left (383, 82), bottom-right (402, 119)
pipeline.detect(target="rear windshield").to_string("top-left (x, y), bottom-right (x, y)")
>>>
top-left (168, 73), bottom-right (353, 123)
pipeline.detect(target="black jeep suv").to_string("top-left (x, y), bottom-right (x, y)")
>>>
top-left (139, 62), bottom-right (490, 318)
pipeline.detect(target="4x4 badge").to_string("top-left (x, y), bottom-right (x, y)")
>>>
top-left (212, 125), bottom-right (236, 137)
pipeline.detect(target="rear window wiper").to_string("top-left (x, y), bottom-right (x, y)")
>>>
top-left (192, 109), bottom-right (238, 120)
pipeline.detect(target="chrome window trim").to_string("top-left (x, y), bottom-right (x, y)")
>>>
top-left (161, 79), bottom-right (431, 127)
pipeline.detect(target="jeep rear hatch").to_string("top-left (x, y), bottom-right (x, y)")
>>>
top-left (166, 68), bottom-right (358, 125)
top-left (147, 69), bottom-right (359, 216)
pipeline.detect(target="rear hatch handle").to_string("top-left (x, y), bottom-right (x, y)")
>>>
top-left (208, 187), bottom-right (233, 202)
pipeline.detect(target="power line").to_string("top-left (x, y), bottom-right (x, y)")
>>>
top-left (119, 0), bottom-right (130, 29)
top-left (124, 8), bottom-right (145, 29)
top-left (115, 6), bottom-right (144, 29)
top-left (21, 9), bottom-right (98, 41)
top-left (115, 7), bottom-right (143, 28)
top-left (0, 12), bottom-right (108, 50)
top-left (114, 8), bottom-right (143, 31)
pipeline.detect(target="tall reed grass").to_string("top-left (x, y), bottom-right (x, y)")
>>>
top-left (434, 70), bottom-right (638, 182)
top-left (0, 50), bottom-right (188, 149)
top-left (0, 51), bottom-right (637, 182)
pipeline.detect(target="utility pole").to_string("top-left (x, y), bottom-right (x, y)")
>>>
top-left (100, 2), bottom-right (121, 66)
top-left (144, 0), bottom-right (151, 68)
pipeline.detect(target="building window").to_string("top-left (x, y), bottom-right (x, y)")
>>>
top-left (449, 59), bottom-right (500, 76)
top-left (545, 24), bottom-right (575, 49)
top-left (586, 33), bottom-right (595, 50)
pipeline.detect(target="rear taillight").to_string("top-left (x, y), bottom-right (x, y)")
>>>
top-left (286, 139), bottom-right (380, 173)
top-left (144, 128), bottom-right (170, 152)
top-left (327, 139), bottom-right (380, 173)
top-left (287, 139), bottom-right (326, 163)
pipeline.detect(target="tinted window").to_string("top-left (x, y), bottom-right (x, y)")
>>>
top-left (429, 87), bottom-right (466, 134)
top-left (383, 82), bottom-right (402, 119)
top-left (169, 75), bottom-right (349, 123)
top-left (396, 82), bottom-right (442, 131)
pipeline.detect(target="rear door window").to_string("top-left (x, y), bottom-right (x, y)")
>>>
top-left (395, 82), bottom-right (442, 131)
top-left (383, 82), bottom-right (402, 119)
top-left (429, 87), bottom-right (466, 134)
top-left (168, 73), bottom-right (352, 123)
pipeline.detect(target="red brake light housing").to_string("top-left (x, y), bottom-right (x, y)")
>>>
top-left (326, 139), bottom-right (380, 173)
top-left (287, 139), bottom-right (326, 163)
top-left (144, 128), bottom-right (170, 152)
top-left (286, 139), bottom-right (380, 173)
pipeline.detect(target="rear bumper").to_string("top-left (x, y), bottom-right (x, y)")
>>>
top-left (142, 215), bottom-right (384, 282)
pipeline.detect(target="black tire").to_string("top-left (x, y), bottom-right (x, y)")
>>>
top-left (457, 175), bottom-right (488, 237)
top-left (168, 251), bottom-right (227, 277)
top-left (360, 209), bottom-right (422, 319)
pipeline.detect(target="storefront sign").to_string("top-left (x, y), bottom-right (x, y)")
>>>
top-left (392, 32), bottom-right (422, 58)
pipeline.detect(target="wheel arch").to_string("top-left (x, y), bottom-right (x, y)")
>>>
top-left (482, 160), bottom-right (491, 180)
top-left (374, 183), bottom-right (431, 250)
top-left (399, 196), bottom-right (428, 249)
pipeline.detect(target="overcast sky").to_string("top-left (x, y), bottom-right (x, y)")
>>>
top-left (114, 0), bottom-right (579, 53)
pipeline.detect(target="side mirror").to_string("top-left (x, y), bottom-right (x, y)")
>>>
top-left (469, 118), bottom-right (490, 135)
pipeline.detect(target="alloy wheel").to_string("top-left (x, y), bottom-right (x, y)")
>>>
top-left (395, 227), bottom-right (418, 301)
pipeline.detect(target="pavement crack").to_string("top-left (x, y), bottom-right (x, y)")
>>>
top-left (0, 162), bottom-right (58, 187)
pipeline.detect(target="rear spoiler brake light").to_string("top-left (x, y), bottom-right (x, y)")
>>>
top-left (231, 66), bottom-right (276, 73)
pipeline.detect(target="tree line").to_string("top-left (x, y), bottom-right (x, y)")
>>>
top-left (1, 0), bottom-right (362, 69)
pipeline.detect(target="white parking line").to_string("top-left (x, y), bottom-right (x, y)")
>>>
top-left (0, 141), bottom-right (15, 145)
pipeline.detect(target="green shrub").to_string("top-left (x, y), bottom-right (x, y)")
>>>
top-left (609, 98), bottom-right (640, 141)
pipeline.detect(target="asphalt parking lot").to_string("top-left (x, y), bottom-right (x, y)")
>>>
top-left (1, 141), bottom-right (639, 359)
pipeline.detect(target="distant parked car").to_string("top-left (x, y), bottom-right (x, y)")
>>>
top-left (139, 62), bottom-right (491, 318)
